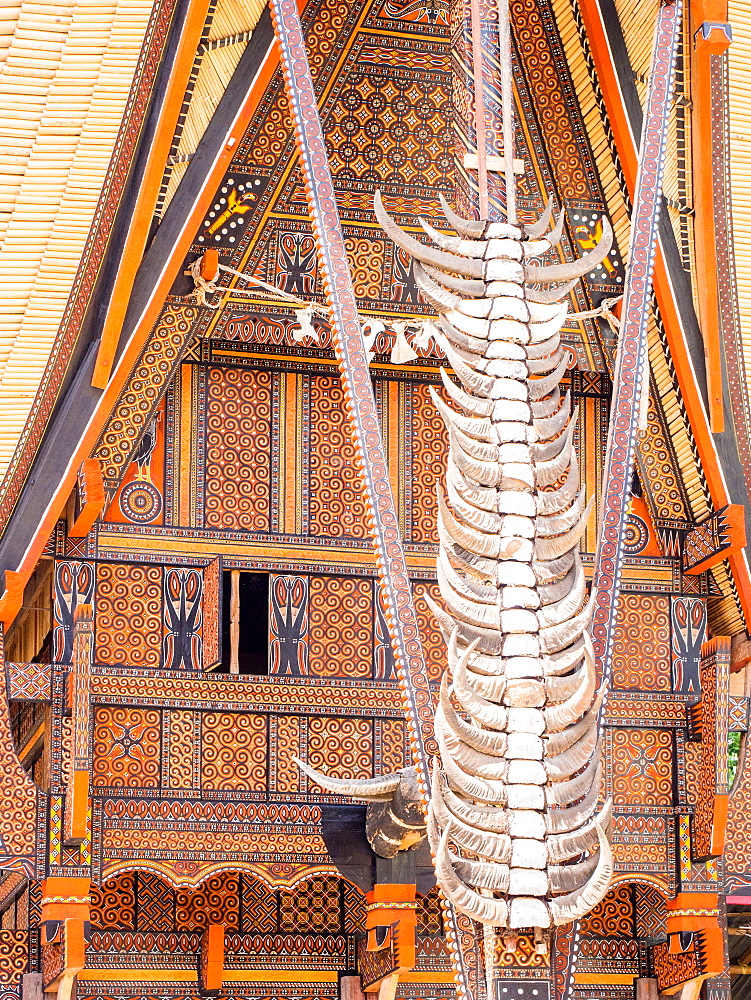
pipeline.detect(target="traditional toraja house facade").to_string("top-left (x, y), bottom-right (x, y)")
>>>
top-left (4, 0), bottom-right (751, 996)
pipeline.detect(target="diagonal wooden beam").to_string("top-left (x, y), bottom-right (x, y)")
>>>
top-left (91, 0), bottom-right (214, 388)
top-left (592, 0), bottom-right (684, 685)
top-left (559, 7), bottom-right (683, 999)
top-left (0, 13), bottom-right (282, 625)
top-left (268, 3), bottom-right (480, 997)
top-left (577, 0), bottom-right (751, 625)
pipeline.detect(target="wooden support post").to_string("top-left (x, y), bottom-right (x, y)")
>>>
top-left (690, 0), bottom-right (731, 432)
top-left (64, 605), bottom-right (93, 846)
top-left (40, 878), bottom-right (90, 992)
top-left (340, 975), bottom-right (366, 1000)
top-left (636, 979), bottom-right (658, 1000)
top-left (229, 570), bottom-right (240, 674)
top-left (199, 923), bottom-right (225, 996)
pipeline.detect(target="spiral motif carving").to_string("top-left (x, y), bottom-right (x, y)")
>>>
top-left (201, 712), bottom-right (267, 791)
top-left (637, 397), bottom-right (687, 518)
top-left (578, 885), bottom-right (633, 937)
top-left (308, 575), bottom-right (371, 677)
top-left (411, 383), bottom-right (448, 544)
top-left (205, 367), bottom-right (271, 531)
top-left (611, 594), bottom-right (671, 691)
top-left (309, 376), bottom-right (368, 538)
top-left (412, 581), bottom-right (446, 686)
top-left (90, 874), bottom-right (136, 930)
top-left (95, 563), bottom-right (162, 667)
top-left (176, 872), bottom-right (241, 931)
top-left (609, 729), bottom-right (673, 806)
top-left (0, 931), bottom-right (28, 983)
top-left (92, 707), bottom-right (161, 787)
top-left (307, 716), bottom-right (371, 779)
top-left (345, 237), bottom-right (385, 300)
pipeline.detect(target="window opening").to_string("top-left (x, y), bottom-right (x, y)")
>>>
top-left (220, 571), bottom-right (269, 674)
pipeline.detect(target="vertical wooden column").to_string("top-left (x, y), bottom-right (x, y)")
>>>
top-left (690, 0), bottom-right (731, 432)
top-left (229, 570), bottom-right (241, 674)
top-left (449, 0), bottom-right (505, 218)
top-left (64, 604), bottom-right (93, 846)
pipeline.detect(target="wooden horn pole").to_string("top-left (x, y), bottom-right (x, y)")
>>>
top-left (469, 0), bottom-right (489, 217)
top-left (497, 0), bottom-right (516, 224)
top-left (268, 2), bottom-right (482, 997)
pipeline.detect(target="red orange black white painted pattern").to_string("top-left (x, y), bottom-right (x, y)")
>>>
top-left (267, 1), bottom-right (477, 995)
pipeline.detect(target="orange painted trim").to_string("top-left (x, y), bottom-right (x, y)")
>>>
top-left (574, 974), bottom-right (637, 984)
top-left (79, 972), bottom-right (198, 982)
top-left (0, 570), bottom-right (23, 628)
top-left (91, 0), bottom-right (214, 388)
top-left (0, 13), bottom-right (293, 630)
top-left (399, 973), bottom-right (457, 984)
top-left (693, 0), bottom-right (728, 23)
top-left (711, 792), bottom-right (729, 855)
top-left (40, 877), bottom-right (91, 923)
top-left (691, 24), bottom-right (725, 430)
top-left (66, 770), bottom-right (89, 846)
top-left (576, 0), bottom-right (751, 626)
top-left (202, 924), bottom-right (225, 991)
top-left (68, 459), bottom-right (105, 538)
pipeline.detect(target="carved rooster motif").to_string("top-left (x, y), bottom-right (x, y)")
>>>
top-left (299, 191), bottom-right (615, 937)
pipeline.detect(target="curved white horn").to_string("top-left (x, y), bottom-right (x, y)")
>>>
top-left (547, 800), bottom-right (613, 864)
top-left (439, 673), bottom-right (509, 757)
top-left (438, 192), bottom-right (487, 238)
top-left (439, 366), bottom-right (493, 417)
top-left (525, 217), bottom-right (613, 284)
top-left (545, 691), bottom-right (604, 755)
top-left (375, 191), bottom-right (484, 279)
top-left (526, 277), bottom-right (579, 303)
top-left (430, 385), bottom-right (493, 442)
top-left (420, 216), bottom-right (488, 259)
top-left (524, 197), bottom-right (554, 238)
top-left (423, 262), bottom-right (487, 297)
top-left (537, 489), bottom-right (586, 537)
top-left (435, 824), bottom-right (510, 925)
top-left (413, 260), bottom-right (463, 312)
top-left (294, 757), bottom-right (401, 800)
top-left (538, 587), bottom-right (596, 656)
top-left (549, 823), bottom-right (613, 925)
top-left (548, 848), bottom-right (600, 893)
top-left (528, 352), bottom-right (569, 401)
top-left (535, 495), bottom-right (594, 560)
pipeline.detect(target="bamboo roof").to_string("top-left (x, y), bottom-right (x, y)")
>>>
top-left (0, 0), bottom-right (156, 474)
top-left (158, 0), bottom-right (265, 212)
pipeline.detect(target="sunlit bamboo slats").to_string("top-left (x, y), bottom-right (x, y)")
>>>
top-left (0, 0), bottom-right (155, 477)
top-left (728, 2), bottom-right (751, 409)
top-left (158, 0), bottom-right (264, 213)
